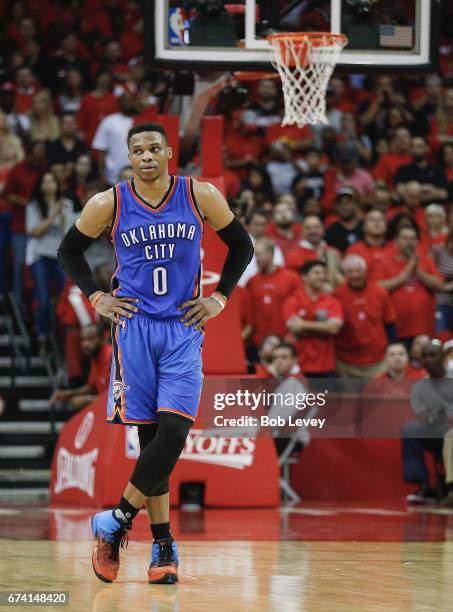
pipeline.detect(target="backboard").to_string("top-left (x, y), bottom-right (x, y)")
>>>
top-left (145, 0), bottom-right (441, 73)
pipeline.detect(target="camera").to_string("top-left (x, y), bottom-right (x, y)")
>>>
top-left (216, 84), bottom-right (249, 112)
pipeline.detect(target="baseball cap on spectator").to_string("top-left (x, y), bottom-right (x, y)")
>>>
top-left (443, 339), bottom-right (453, 353)
top-left (127, 56), bottom-right (144, 69)
top-left (336, 142), bottom-right (358, 162)
top-left (335, 186), bottom-right (356, 199)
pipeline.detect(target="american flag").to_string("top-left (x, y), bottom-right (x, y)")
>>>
top-left (379, 25), bottom-right (413, 48)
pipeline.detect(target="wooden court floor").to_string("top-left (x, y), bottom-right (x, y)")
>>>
top-left (1, 504), bottom-right (453, 612)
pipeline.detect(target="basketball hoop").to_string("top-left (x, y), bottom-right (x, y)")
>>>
top-left (267, 32), bottom-right (348, 128)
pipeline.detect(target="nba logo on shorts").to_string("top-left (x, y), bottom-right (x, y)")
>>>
top-left (119, 319), bottom-right (126, 332)
top-left (125, 425), bottom-right (140, 459)
top-left (113, 380), bottom-right (130, 402)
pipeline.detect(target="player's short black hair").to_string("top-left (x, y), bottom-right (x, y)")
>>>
top-left (299, 259), bottom-right (326, 276)
top-left (127, 123), bottom-right (168, 147)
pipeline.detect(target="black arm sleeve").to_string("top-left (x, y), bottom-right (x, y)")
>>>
top-left (57, 224), bottom-right (101, 299)
top-left (214, 217), bottom-right (254, 299)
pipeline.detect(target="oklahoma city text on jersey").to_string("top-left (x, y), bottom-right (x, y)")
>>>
top-left (119, 221), bottom-right (197, 261)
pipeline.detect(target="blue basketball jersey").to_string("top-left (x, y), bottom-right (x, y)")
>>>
top-left (110, 176), bottom-right (203, 319)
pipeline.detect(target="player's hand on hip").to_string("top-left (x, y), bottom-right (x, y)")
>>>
top-left (91, 292), bottom-right (139, 323)
top-left (179, 297), bottom-right (223, 330)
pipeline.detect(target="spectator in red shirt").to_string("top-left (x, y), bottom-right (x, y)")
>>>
top-left (373, 127), bottom-right (412, 189)
top-left (77, 70), bottom-right (119, 145)
top-left (224, 117), bottom-right (266, 181)
top-left (114, 56), bottom-right (148, 98)
top-left (362, 343), bottom-right (419, 436)
top-left (3, 140), bottom-right (47, 313)
top-left (286, 215), bottom-right (343, 289)
top-left (56, 280), bottom-right (98, 387)
top-left (266, 201), bottom-right (303, 260)
top-left (346, 209), bottom-right (388, 280)
top-left (375, 342), bottom-right (426, 380)
top-left (246, 238), bottom-right (302, 350)
top-left (375, 342), bottom-right (410, 380)
top-left (377, 226), bottom-right (444, 343)
top-left (283, 260), bottom-right (343, 377)
top-left (14, 66), bottom-right (40, 114)
top-left (49, 324), bottom-right (112, 411)
top-left (423, 204), bottom-right (448, 249)
top-left (334, 254), bottom-right (396, 380)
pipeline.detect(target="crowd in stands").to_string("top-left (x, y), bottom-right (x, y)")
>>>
top-left (1, 1), bottom-right (453, 394)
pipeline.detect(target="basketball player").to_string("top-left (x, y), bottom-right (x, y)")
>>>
top-left (57, 123), bottom-right (253, 584)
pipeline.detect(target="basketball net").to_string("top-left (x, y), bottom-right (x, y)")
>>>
top-left (267, 32), bottom-right (348, 128)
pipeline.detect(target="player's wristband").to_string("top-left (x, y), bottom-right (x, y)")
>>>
top-left (90, 291), bottom-right (104, 308)
top-left (210, 292), bottom-right (227, 310)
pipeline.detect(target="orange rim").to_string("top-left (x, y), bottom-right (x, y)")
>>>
top-left (267, 32), bottom-right (348, 48)
top-left (233, 71), bottom-right (280, 82)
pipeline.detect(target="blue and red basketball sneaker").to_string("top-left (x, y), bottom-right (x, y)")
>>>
top-left (148, 537), bottom-right (179, 584)
top-left (91, 509), bottom-right (131, 583)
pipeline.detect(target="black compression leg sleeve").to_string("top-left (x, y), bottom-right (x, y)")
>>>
top-left (137, 424), bottom-right (169, 496)
top-left (137, 423), bottom-right (158, 450)
top-left (131, 414), bottom-right (191, 497)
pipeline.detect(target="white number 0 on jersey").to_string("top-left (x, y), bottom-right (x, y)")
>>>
top-left (153, 266), bottom-right (168, 295)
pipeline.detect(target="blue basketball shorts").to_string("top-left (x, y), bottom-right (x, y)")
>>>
top-left (106, 314), bottom-right (204, 425)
